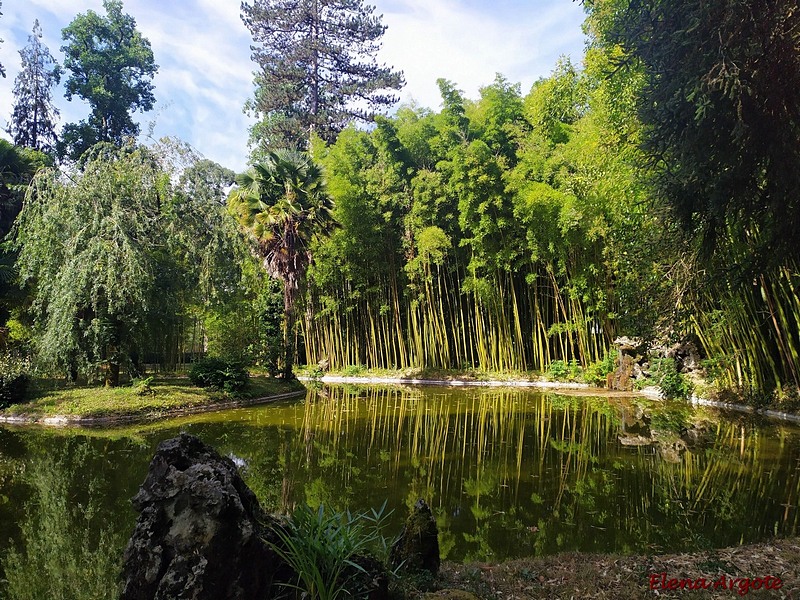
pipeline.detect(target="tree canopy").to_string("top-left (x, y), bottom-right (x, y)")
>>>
top-left (229, 149), bottom-right (337, 377)
top-left (12, 144), bottom-right (243, 384)
top-left (595, 0), bottom-right (800, 275)
top-left (241, 0), bottom-right (404, 152)
top-left (59, 0), bottom-right (158, 161)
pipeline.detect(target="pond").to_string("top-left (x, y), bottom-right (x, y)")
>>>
top-left (1, 384), bottom-right (799, 598)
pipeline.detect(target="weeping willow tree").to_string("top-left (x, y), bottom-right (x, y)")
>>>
top-left (13, 145), bottom-right (172, 384)
top-left (12, 143), bottom-right (244, 383)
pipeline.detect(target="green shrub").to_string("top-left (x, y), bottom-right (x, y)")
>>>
top-left (342, 364), bottom-right (366, 377)
top-left (131, 376), bottom-right (155, 396)
top-left (0, 353), bottom-right (31, 408)
top-left (654, 358), bottom-right (694, 400)
top-left (545, 359), bottom-right (585, 382)
top-left (188, 357), bottom-right (249, 394)
top-left (568, 359), bottom-right (583, 380)
top-left (266, 502), bottom-right (393, 600)
top-left (583, 350), bottom-right (618, 386)
top-left (546, 360), bottom-right (568, 381)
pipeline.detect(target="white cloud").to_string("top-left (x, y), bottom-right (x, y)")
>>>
top-left (373, 0), bottom-right (586, 110)
top-left (1, 0), bottom-right (586, 170)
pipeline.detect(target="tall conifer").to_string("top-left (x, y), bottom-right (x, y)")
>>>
top-left (241, 0), bottom-right (404, 152)
top-left (9, 20), bottom-right (62, 153)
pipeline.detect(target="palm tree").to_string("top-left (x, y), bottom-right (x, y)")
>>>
top-left (229, 149), bottom-right (337, 378)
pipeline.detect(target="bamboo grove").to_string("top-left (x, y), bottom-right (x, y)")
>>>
top-left (302, 61), bottom-right (651, 373)
top-left (4, 1), bottom-right (799, 395)
top-left (297, 0), bottom-right (800, 394)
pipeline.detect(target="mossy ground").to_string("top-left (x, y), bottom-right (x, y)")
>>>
top-left (0, 375), bottom-right (305, 421)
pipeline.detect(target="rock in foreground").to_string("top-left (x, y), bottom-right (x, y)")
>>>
top-left (120, 433), bottom-right (287, 599)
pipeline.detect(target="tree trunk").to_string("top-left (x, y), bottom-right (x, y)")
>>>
top-left (282, 282), bottom-right (297, 380)
top-left (106, 361), bottom-right (120, 387)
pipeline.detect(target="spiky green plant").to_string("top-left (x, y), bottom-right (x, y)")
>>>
top-left (266, 502), bottom-right (393, 600)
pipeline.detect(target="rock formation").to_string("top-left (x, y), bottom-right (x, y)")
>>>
top-left (119, 433), bottom-right (289, 600)
top-left (390, 498), bottom-right (441, 575)
top-left (608, 336), bottom-right (645, 391)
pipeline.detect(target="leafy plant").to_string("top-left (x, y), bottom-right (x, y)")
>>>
top-left (342, 364), bottom-right (367, 377)
top-left (546, 360), bottom-right (568, 381)
top-left (265, 502), bottom-right (393, 600)
top-left (652, 358), bottom-right (694, 401)
top-left (568, 359), bottom-right (583, 381)
top-left (0, 352), bottom-right (31, 408)
top-left (131, 376), bottom-right (155, 397)
top-left (583, 350), bottom-right (618, 386)
top-left (188, 357), bottom-right (250, 394)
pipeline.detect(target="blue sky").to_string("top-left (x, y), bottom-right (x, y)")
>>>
top-left (0, 0), bottom-right (587, 172)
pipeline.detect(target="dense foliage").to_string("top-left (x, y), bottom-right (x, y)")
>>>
top-left (301, 65), bottom-right (651, 373)
top-left (0, 0), bottom-right (797, 397)
top-left (0, 140), bottom-right (49, 334)
top-left (229, 150), bottom-right (338, 378)
top-left (12, 144), bottom-right (245, 385)
top-left (59, 0), bottom-right (158, 161)
top-left (188, 357), bottom-right (250, 393)
top-left (584, 0), bottom-right (800, 392)
top-left (598, 0), bottom-right (800, 274)
top-left (241, 0), bottom-right (404, 151)
top-left (0, 353), bottom-right (30, 408)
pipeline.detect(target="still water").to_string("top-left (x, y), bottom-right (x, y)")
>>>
top-left (1, 384), bottom-right (799, 597)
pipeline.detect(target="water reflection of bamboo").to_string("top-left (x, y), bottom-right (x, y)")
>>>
top-left (301, 388), bottom-right (603, 518)
top-left (293, 385), bottom-right (800, 557)
top-left (298, 386), bottom-right (536, 500)
top-left (642, 419), bottom-right (800, 543)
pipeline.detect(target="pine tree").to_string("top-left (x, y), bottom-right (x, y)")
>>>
top-left (9, 20), bottom-right (62, 153)
top-left (241, 0), bottom-right (404, 152)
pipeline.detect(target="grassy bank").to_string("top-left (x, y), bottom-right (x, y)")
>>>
top-left (0, 376), bottom-right (306, 422)
top-left (297, 365), bottom-right (568, 384)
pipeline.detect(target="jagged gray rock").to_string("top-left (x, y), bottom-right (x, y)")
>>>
top-left (119, 433), bottom-right (288, 600)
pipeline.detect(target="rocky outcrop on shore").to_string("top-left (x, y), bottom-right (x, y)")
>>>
top-left (119, 433), bottom-right (290, 599)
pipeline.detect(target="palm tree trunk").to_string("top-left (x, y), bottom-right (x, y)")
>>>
top-left (283, 282), bottom-right (297, 379)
